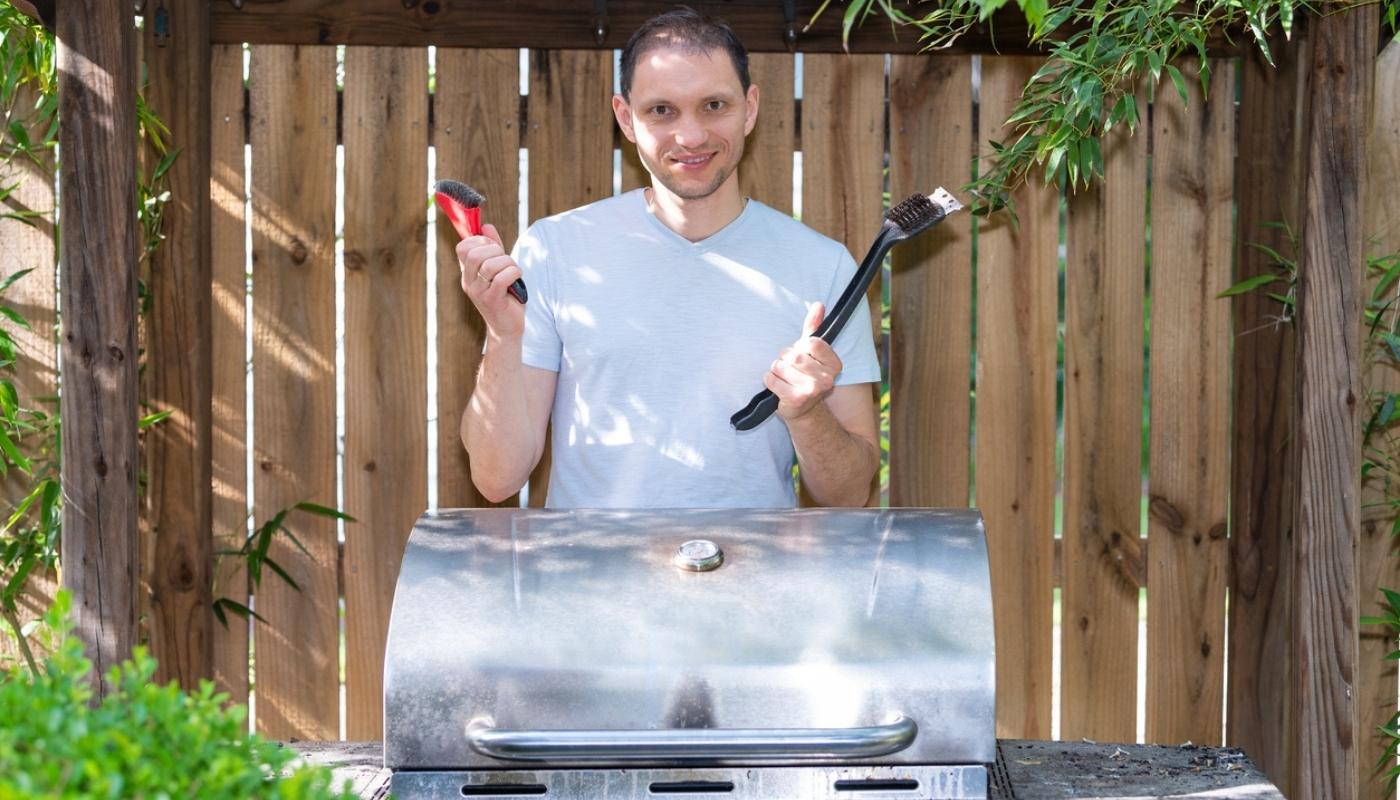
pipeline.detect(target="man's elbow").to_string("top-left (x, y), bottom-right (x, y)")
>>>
top-left (471, 472), bottom-right (525, 504)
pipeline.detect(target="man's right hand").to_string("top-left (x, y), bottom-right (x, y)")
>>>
top-left (458, 223), bottom-right (525, 339)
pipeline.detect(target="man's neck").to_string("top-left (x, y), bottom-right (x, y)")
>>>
top-left (645, 182), bottom-right (746, 243)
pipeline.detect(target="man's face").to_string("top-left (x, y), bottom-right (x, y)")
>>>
top-left (613, 45), bottom-right (760, 202)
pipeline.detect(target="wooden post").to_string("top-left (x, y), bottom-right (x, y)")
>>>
top-left (1361, 39), bottom-right (1400, 800)
top-left (142, 0), bottom-right (213, 689)
top-left (1292, 5), bottom-right (1378, 798)
top-left (1227, 34), bottom-right (1306, 794)
top-left (57, 1), bottom-right (140, 691)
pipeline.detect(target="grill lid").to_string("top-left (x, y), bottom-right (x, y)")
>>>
top-left (383, 508), bottom-right (995, 770)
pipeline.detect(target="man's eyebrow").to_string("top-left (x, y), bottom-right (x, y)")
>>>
top-left (632, 91), bottom-right (740, 107)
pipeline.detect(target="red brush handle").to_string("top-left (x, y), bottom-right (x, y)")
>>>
top-left (435, 191), bottom-right (483, 238)
top-left (435, 191), bottom-right (526, 304)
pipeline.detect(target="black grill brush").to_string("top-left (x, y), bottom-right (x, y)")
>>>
top-left (730, 188), bottom-right (964, 431)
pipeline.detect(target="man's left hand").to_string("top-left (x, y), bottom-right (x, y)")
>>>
top-left (765, 302), bottom-right (843, 422)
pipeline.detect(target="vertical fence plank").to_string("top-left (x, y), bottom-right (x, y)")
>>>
top-left (801, 53), bottom-right (884, 507)
top-left (525, 49), bottom-right (613, 507)
top-left (143, 0), bottom-right (213, 689)
top-left (739, 53), bottom-right (795, 215)
top-left (1061, 86), bottom-right (1147, 743)
top-left (343, 46), bottom-right (429, 740)
top-left (435, 48), bottom-right (521, 509)
top-left (249, 44), bottom-right (338, 739)
top-left (1361, 38), bottom-right (1400, 800)
top-left (888, 55), bottom-right (972, 508)
top-left (976, 56), bottom-right (1058, 740)
top-left (1229, 41), bottom-right (1304, 793)
top-left (1146, 57), bottom-right (1233, 746)
top-left (0, 82), bottom-right (57, 665)
top-left (210, 42), bottom-right (249, 705)
top-left (58, 0), bottom-right (141, 694)
top-left (801, 53), bottom-right (884, 325)
top-left (1292, 6), bottom-right (1376, 796)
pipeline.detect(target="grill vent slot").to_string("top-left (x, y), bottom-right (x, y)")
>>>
top-left (833, 778), bottom-right (921, 792)
top-left (648, 780), bottom-right (736, 794)
top-left (460, 784), bottom-right (548, 796)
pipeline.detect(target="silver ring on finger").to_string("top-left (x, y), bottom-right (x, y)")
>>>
top-left (477, 269), bottom-right (489, 283)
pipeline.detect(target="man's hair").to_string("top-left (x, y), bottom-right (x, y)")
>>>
top-left (619, 7), bottom-right (751, 101)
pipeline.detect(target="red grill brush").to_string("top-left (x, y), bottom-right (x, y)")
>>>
top-left (434, 179), bottom-right (527, 304)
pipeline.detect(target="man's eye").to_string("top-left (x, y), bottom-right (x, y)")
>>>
top-left (705, 101), bottom-right (725, 112)
top-left (650, 106), bottom-right (672, 116)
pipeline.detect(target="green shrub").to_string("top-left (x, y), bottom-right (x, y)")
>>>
top-left (0, 592), bottom-right (356, 800)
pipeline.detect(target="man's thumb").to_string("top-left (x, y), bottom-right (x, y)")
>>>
top-left (802, 302), bottom-right (825, 339)
top-left (482, 222), bottom-right (504, 248)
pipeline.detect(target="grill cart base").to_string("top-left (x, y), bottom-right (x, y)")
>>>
top-left (287, 740), bottom-right (1284, 800)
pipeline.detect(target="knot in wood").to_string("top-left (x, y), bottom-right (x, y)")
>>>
top-left (1149, 495), bottom-right (1185, 534)
top-left (290, 238), bottom-right (309, 264)
top-left (344, 250), bottom-right (366, 272)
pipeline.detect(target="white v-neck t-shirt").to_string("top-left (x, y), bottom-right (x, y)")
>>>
top-left (513, 189), bottom-right (880, 508)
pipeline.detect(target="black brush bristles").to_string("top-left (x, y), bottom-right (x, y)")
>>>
top-left (434, 179), bottom-right (484, 209)
top-left (885, 192), bottom-right (943, 236)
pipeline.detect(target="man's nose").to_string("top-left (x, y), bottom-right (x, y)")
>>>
top-left (674, 116), bottom-right (707, 148)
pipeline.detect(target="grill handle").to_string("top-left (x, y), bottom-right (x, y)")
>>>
top-left (466, 716), bottom-right (917, 761)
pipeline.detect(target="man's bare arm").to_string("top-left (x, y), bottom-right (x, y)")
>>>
top-left (786, 383), bottom-right (879, 506)
top-left (462, 346), bottom-right (556, 503)
top-left (763, 302), bottom-right (879, 507)
top-left (455, 223), bottom-right (556, 502)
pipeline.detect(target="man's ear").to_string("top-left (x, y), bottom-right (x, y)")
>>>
top-left (743, 84), bottom-right (760, 137)
top-left (612, 94), bottom-right (638, 143)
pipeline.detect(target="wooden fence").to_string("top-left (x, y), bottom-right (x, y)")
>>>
top-left (205, 42), bottom-right (1239, 744)
top-left (3, 23), bottom-right (1397, 799)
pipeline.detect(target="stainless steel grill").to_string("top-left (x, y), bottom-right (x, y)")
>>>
top-left (383, 508), bottom-right (996, 799)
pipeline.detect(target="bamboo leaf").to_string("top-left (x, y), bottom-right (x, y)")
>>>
top-left (1216, 273), bottom-right (1279, 297)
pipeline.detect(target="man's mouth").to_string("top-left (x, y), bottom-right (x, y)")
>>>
top-left (670, 152), bottom-right (716, 171)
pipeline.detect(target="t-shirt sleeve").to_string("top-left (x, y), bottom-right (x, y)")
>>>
top-left (513, 223), bottom-right (562, 372)
top-left (825, 249), bottom-right (882, 386)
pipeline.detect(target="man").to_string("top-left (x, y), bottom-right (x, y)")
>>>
top-left (458, 9), bottom-right (879, 508)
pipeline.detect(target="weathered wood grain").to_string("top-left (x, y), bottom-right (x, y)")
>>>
top-left (888, 55), bottom-right (973, 508)
top-left (434, 48), bottom-right (521, 509)
top-left (975, 56), bottom-right (1058, 740)
top-left (209, 42), bottom-right (250, 706)
top-left (342, 45), bottom-right (429, 740)
top-left (1291, 7), bottom-right (1376, 797)
top-left (1360, 38), bottom-right (1400, 800)
top-left (801, 53), bottom-right (884, 506)
top-left (525, 49), bottom-right (613, 507)
top-left (1228, 39), bottom-right (1305, 795)
top-left (1146, 57), bottom-right (1233, 747)
top-left (249, 44), bottom-right (339, 739)
top-left (58, 0), bottom-right (141, 695)
top-left (209, 0), bottom-right (1246, 56)
top-left (142, 0), bottom-right (213, 690)
top-left (1061, 84), bottom-right (1147, 744)
top-left (738, 53), bottom-right (795, 215)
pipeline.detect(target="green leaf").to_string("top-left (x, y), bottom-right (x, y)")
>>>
top-left (1217, 273), bottom-right (1280, 298)
top-left (151, 147), bottom-right (181, 182)
top-left (261, 556), bottom-right (302, 593)
top-left (0, 267), bottom-right (35, 293)
top-left (0, 426), bottom-right (32, 473)
top-left (1164, 63), bottom-right (1188, 108)
top-left (0, 305), bottom-right (31, 330)
top-left (294, 501), bottom-right (355, 522)
top-left (1017, 0), bottom-right (1050, 34)
top-left (138, 409), bottom-right (173, 429)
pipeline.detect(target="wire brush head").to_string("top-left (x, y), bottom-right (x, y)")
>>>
top-left (884, 188), bottom-right (963, 238)
top-left (434, 179), bottom-right (485, 208)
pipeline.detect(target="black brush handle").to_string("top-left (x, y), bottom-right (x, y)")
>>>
top-left (730, 227), bottom-right (901, 432)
